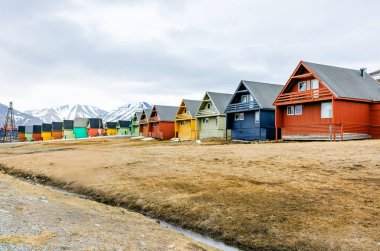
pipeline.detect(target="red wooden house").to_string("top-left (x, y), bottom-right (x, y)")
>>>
top-left (139, 108), bottom-right (152, 137)
top-left (149, 105), bottom-right (178, 140)
top-left (274, 61), bottom-right (380, 140)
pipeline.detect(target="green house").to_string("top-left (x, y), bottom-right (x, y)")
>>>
top-left (73, 118), bottom-right (89, 139)
top-left (63, 120), bottom-right (75, 139)
top-left (195, 92), bottom-right (233, 139)
top-left (131, 112), bottom-right (142, 136)
top-left (117, 120), bottom-right (131, 135)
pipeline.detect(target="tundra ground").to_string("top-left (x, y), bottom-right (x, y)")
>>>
top-left (0, 137), bottom-right (379, 250)
top-left (0, 172), bottom-right (217, 250)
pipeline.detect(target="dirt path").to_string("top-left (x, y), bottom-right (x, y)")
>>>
top-left (0, 172), bottom-right (217, 251)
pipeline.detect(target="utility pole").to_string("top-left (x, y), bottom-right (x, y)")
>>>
top-left (2, 102), bottom-right (16, 143)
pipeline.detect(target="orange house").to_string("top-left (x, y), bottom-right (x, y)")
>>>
top-left (274, 61), bottom-right (380, 140)
top-left (149, 105), bottom-right (178, 140)
top-left (139, 108), bottom-right (152, 137)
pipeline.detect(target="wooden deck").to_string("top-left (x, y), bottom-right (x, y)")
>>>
top-left (282, 133), bottom-right (371, 141)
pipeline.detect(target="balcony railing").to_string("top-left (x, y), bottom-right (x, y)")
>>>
top-left (276, 88), bottom-right (332, 105)
top-left (131, 121), bottom-right (140, 126)
top-left (140, 118), bottom-right (148, 124)
top-left (149, 116), bottom-right (160, 122)
top-left (280, 123), bottom-right (372, 141)
top-left (175, 113), bottom-right (191, 120)
top-left (225, 101), bottom-right (260, 113)
top-left (196, 108), bottom-right (219, 117)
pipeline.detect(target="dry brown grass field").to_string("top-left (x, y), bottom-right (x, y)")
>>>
top-left (0, 137), bottom-right (379, 250)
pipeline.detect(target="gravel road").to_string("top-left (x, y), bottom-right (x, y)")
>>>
top-left (0, 172), bottom-right (216, 251)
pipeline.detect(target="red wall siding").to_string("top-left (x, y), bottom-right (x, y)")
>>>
top-left (282, 102), bottom-right (332, 126)
top-left (140, 124), bottom-right (150, 137)
top-left (32, 133), bottom-right (42, 141)
top-left (151, 121), bottom-right (174, 140)
top-left (370, 103), bottom-right (380, 138)
top-left (333, 100), bottom-right (370, 125)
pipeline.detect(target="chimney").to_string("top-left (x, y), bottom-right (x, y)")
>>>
top-left (360, 68), bottom-right (367, 78)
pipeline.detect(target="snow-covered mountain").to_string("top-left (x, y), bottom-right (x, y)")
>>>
top-left (25, 104), bottom-right (108, 123)
top-left (370, 70), bottom-right (380, 83)
top-left (0, 102), bottom-right (43, 126)
top-left (103, 102), bottom-right (152, 122)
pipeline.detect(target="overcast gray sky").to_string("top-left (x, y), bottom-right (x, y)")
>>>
top-left (0, 0), bottom-right (379, 111)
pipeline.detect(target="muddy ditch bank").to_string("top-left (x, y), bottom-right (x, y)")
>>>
top-left (0, 165), bottom-right (261, 251)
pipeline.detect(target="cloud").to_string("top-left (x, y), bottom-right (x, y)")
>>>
top-left (0, 0), bottom-right (379, 111)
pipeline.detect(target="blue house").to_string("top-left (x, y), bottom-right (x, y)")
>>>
top-left (225, 80), bottom-right (283, 140)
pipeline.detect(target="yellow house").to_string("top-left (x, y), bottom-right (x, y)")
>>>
top-left (41, 123), bottom-right (52, 141)
top-left (105, 122), bottom-right (117, 136)
top-left (175, 99), bottom-right (202, 140)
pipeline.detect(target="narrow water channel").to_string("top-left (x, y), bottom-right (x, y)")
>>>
top-left (33, 181), bottom-right (241, 250)
top-left (153, 218), bottom-right (240, 251)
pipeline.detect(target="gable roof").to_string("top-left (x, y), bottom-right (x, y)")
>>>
top-left (205, 92), bottom-right (233, 115)
top-left (240, 80), bottom-right (283, 109)
top-left (134, 111), bottom-right (142, 121)
top-left (153, 105), bottom-right (178, 121)
top-left (303, 61), bottom-right (380, 101)
top-left (141, 109), bottom-right (152, 119)
top-left (182, 99), bottom-right (202, 117)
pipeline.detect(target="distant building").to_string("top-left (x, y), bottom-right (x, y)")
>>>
top-left (226, 81), bottom-right (283, 141)
top-left (148, 105), bottom-right (178, 140)
top-left (175, 99), bottom-right (202, 140)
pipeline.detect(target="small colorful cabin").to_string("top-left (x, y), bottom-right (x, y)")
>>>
top-left (32, 125), bottom-right (42, 141)
top-left (174, 99), bottom-right (202, 140)
top-left (25, 126), bottom-right (33, 141)
top-left (41, 123), bottom-right (53, 141)
top-left (225, 81), bottom-right (283, 140)
top-left (131, 112), bottom-right (142, 136)
top-left (117, 120), bottom-right (131, 135)
top-left (149, 105), bottom-right (178, 140)
top-left (88, 118), bottom-right (104, 137)
top-left (139, 109), bottom-right (152, 137)
top-left (63, 120), bottom-right (75, 139)
top-left (18, 126), bottom-right (26, 141)
top-left (52, 122), bottom-right (63, 140)
top-left (105, 122), bottom-right (117, 136)
top-left (195, 92), bottom-right (232, 139)
top-left (73, 118), bottom-right (89, 139)
top-left (274, 61), bottom-right (380, 140)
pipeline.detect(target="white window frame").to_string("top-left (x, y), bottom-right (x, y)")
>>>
top-left (235, 113), bottom-right (244, 121)
top-left (287, 106), bottom-right (295, 115)
top-left (202, 118), bottom-right (209, 124)
top-left (312, 79), bottom-right (319, 89)
top-left (321, 102), bottom-right (332, 118)
top-left (207, 103), bottom-right (211, 109)
top-left (298, 81), bottom-right (307, 91)
top-left (180, 121), bottom-right (186, 126)
top-left (254, 111), bottom-right (260, 123)
top-left (295, 105), bottom-right (302, 115)
top-left (241, 94), bottom-right (248, 103)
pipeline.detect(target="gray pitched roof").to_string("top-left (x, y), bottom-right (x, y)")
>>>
top-left (242, 81), bottom-right (283, 109)
top-left (304, 61), bottom-right (380, 101)
top-left (183, 99), bottom-right (202, 117)
top-left (154, 105), bottom-right (178, 121)
top-left (207, 92), bottom-right (233, 115)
